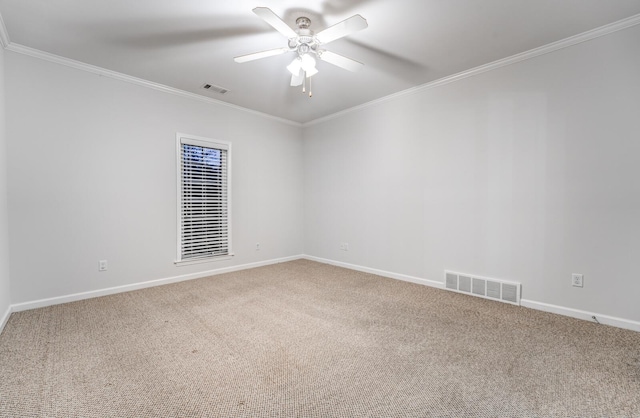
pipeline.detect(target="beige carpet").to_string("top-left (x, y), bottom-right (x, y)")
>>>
top-left (0, 260), bottom-right (639, 417)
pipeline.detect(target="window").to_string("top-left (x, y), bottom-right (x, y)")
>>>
top-left (176, 133), bottom-right (231, 263)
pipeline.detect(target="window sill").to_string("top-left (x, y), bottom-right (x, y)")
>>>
top-left (174, 254), bottom-right (234, 267)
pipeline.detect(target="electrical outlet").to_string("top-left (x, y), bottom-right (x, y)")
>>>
top-left (572, 273), bottom-right (583, 287)
top-left (255, 242), bottom-right (260, 251)
top-left (99, 260), bottom-right (108, 272)
top-left (339, 243), bottom-right (349, 251)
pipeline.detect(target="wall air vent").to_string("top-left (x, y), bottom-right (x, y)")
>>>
top-left (443, 270), bottom-right (521, 306)
top-left (458, 275), bottom-right (471, 292)
top-left (201, 83), bottom-right (229, 94)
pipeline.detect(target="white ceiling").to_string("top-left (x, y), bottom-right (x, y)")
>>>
top-left (1, 0), bottom-right (640, 124)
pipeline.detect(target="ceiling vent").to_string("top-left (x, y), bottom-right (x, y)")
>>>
top-left (444, 270), bottom-right (521, 306)
top-left (201, 83), bottom-right (229, 95)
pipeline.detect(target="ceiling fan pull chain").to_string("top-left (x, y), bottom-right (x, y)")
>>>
top-left (303, 72), bottom-right (306, 93)
top-left (309, 76), bottom-right (312, 98)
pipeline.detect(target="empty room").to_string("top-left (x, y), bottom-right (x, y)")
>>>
top-left (1, 1), bottom-right (639, 416)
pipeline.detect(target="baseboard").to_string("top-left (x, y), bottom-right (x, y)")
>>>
top-left (0, 304), bottom-right (12, 336)
top-left (302, 255), bottom-right (639, 333)
top-left (302, 255), bottom-right (444, 289)
top-left (7, 255), bottom-right (639, 334)
top-left (11, 255), bottom-right (305, 313)
top-left (521, 299), bottom-right (640, 333)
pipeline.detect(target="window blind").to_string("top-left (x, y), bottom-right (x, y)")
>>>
top-left (179, 136), bottom-right (230, 261)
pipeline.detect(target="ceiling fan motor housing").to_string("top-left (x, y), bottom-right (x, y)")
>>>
top-left (289, 17), bottom-right (319, 56)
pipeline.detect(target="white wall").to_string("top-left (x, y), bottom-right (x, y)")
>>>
top-left (5, 52), bottom-right (304, 304)
top-left (303, 25), bottom-right (640, 323)
top-left (0, 45), bottom-right (11, 322)
top-left (3, 23), bottom-right (639, 328)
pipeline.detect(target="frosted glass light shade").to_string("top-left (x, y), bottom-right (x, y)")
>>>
top-left (287, 58), bottom-right (302, 75)
top-left (301, 54), bottom-right (317, 77)
top-left (301, 54), bottom-right (316, 71)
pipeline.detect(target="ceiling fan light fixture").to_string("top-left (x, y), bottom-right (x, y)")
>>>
top-left (287, 57), bottom-right (302, 75)
top-left (301, 54), bottom-right (317, 72)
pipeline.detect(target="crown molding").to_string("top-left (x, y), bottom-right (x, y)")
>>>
top-left (0, 12), bottom-right (10, 48)
top-left (3, 11), bottom-right (639, 128)
top-left (4, 43), bottom-right (302, 128)
top-left (303, 13), bottom-right (640, 127)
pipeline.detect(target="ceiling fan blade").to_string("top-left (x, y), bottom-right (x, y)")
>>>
top-left (315, 15), bottom-right (368, 44)
top-left (253, 7), bottom-right (297, 39)
top-left (318, 50), bottom-right (364, 72)
top-left (234, 47), bottom-right (289, 63)
top-left (290, 70), bottom-right (304, 86)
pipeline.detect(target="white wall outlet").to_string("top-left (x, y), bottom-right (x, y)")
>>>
top-left (339, 243), bottom-right (349, 251)
top-left (99, 260), bottom-right (108, 272)
top-left (255, 242), bottom-right (260, 251)
top-left (572, 273), bottom-right (583, 287)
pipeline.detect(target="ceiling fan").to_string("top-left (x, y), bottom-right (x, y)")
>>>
top-left (234, 7), bottom-right (368, 96)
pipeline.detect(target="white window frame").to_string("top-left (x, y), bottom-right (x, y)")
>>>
top-left (175, 132), bottom-right (232, 265)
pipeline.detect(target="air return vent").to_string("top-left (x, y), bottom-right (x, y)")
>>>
top-left (444, 270), bottom-right (521, 306)
top-left (201, 83), bottom-right (229, 94)
top-left (472, 278), bottom-right (485, 296)
top-left (458, 275), bottom-right (471, 292)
